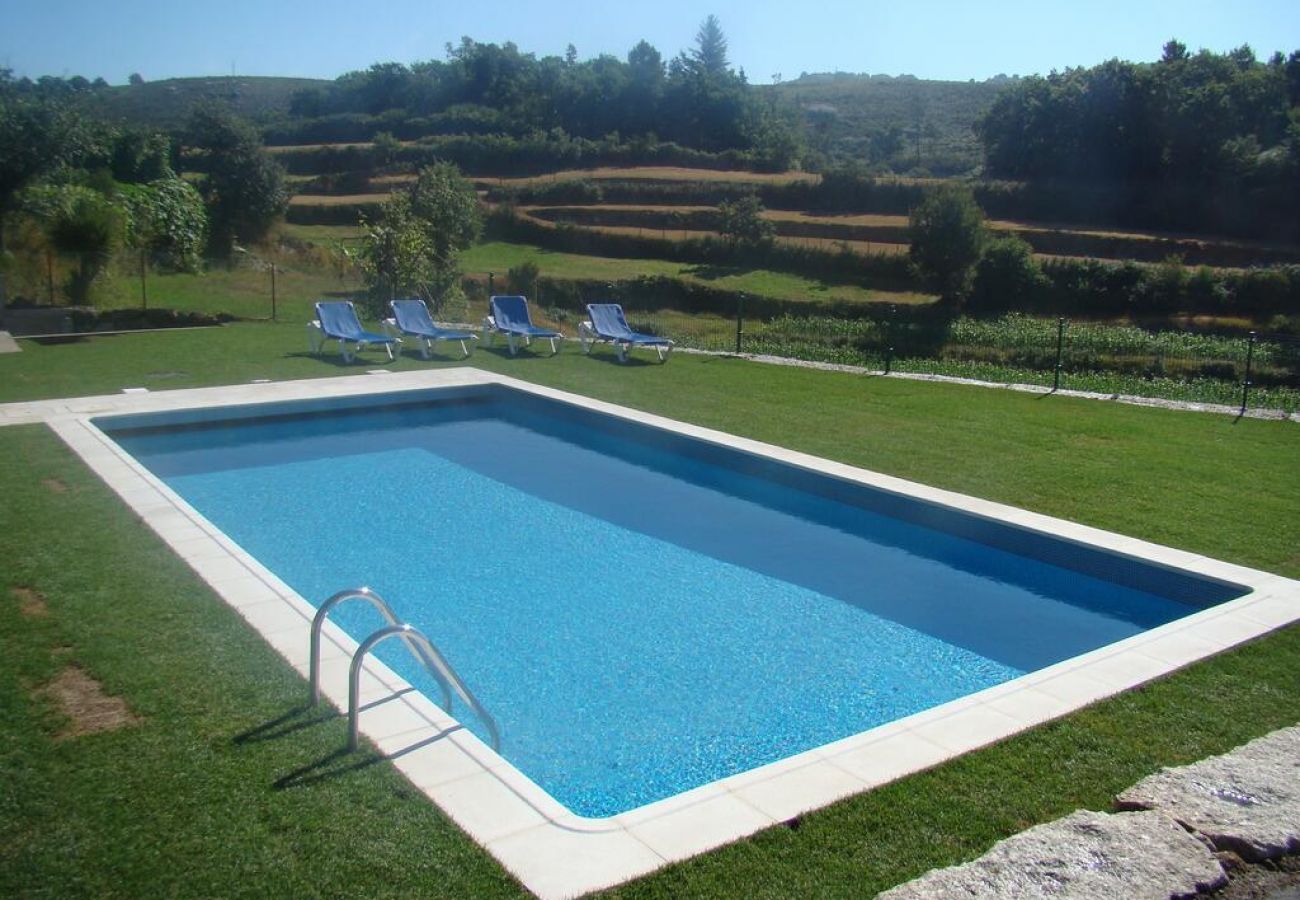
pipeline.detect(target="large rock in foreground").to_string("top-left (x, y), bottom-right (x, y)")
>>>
top-left (877, 808), bottom-right (1225, 900)
top-left (1116, 726), bottom-right (1300, 863)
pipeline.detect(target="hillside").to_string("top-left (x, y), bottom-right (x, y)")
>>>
top-left (767, 73), bottom-right (1014, 175)
top-left (80, 71), bottom-right (1009, 179)
top-left (79, 75), bottom-right (327, 127)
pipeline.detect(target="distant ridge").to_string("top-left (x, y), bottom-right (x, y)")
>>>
top-left (80, 75), bottom-right (328, 127)
top-left (768, 73), bottom-right (1013, 175)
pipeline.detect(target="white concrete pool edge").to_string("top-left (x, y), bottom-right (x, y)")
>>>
top-left (7, 368), bottom-right (1298, 900)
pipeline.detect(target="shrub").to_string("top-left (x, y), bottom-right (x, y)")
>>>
top-left (507, 260), bottom-right (540, 297)
top-left (970, 236), bottom-right (1045, 312)
top-left (907, 184), bottom-right (989, 306)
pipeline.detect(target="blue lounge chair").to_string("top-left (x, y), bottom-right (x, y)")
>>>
top-left (483, 295), bottom-right (564, 356)
top-left (579, 303), bottom-right (674, 363)
top-left (310, 300), bottom-right (399, 363)
top-left (388, 297), bottom-right (478, 359)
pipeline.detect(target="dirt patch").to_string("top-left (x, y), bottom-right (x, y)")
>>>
top-left (37, 666), bottom-right (141, 739)
top-left (12, 586), bottom-right (49, 618)
top-left (41, 478), bottom-right (68, 494)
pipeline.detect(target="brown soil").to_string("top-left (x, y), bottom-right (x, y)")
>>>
top-left (12, 586), bottom-right (48, 618)
top-left (36, 666), bottom-right (140, 739)
top-left (41, 478), bottom-right (67, 493)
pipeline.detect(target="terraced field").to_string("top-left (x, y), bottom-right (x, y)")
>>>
top-left (285, 165), bottom-right (1300, 267)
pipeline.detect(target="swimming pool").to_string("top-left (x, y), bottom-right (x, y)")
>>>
top-left (97, 382), bottom-right (1245, 817)
top-left (44, 369), bottom-right (1295, 898)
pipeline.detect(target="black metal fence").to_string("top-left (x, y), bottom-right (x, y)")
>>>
top-left (509, 285), bottom-right (1299, 413)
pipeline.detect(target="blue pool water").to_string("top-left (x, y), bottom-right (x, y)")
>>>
top-left (100, 387), bottom-right (1243, 817)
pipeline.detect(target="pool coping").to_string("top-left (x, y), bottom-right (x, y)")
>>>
top-left (7, 368), bottom-right (1298, 900)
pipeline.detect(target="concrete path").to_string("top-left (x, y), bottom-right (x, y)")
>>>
top-left (0, 331), bottom-right (19, 354)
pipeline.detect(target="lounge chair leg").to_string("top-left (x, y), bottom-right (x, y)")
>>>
top-left (421, 339), bottom-right (433, 360)
top-left (340, 340), bottom-right (353, 364)
top-left (506, 334), bottom-right (517, 356)
top-left (458, 339), bottom-right (469, 358)
top-left (616, 344), bottom-right (627, 363)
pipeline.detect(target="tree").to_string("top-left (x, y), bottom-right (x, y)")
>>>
top-left (717, 194), bottom-right (775, 250)
top-left (22, 183), bottom-right (123, 304)
top-left (123, 177), bottom-right (207, 272)
top-left (907, 184), bottom-right (988, 306)
top-left (1162, 40), bottom-right (1189, 63)
top-left (0, 86), bottom-right (100, 250)
top-left (128, 73), bottom-right (145, 86)
top-left (691, 15), bottom-right (729, 76)
top-left (405, 161), bottom-right (482, 271)
top-left (969, 235), bottom-right (1045, 312)
top-left (185, 104), bottom-right (287, 255)
top-left (358, 162), bottom-right (480, 313)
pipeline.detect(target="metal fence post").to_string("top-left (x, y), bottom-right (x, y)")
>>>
top-left (1053, 317), bottom-right (1066, 392)
top-left (1240, 331), bottom-right (1256, 414)
top-left (139, 250), bottom-right (148, 310)
top-left (735, 292), bottom-right (745, 354)
top-left (884, 304), bottom-right (896, 375)
top-left (270, 263), bottom-right (277, 321)
top-left (488, 272), bottom-right (495, 297)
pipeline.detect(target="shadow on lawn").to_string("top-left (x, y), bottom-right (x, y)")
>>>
top-left (274, 747), bottom-right (384, 790)
top-left (283, 350), bottom-right (397, 368)
top-left (681, 263), bottom-right (753, 281)
top-left (232, 702), bottom-right (340, 745)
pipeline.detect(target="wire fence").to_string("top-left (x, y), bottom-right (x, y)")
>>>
top-left (4, 252), bottom-right (1297, 414)
top-left (534, 295), bottom-right (1300, 414)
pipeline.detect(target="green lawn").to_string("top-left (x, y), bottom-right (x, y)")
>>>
top-left (92, 261), bottom-right (356, 322)
top-left (458, 241), bottom-right (934, 306)
top-left (1, 325), bottom-right (1297, 897)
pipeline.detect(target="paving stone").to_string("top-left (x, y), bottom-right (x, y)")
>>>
top-left (0, 331), bottom-right (19, 354)
top-left (1117, 726), bottom-right (1300, 863)
top-left (877, 809), bottom-right (1225, 900)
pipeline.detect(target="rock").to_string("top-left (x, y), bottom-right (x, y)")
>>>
top-left (877, 808), bottom-right (1225, 900)
top-left (1116, 727), bottom-right (1300, 863)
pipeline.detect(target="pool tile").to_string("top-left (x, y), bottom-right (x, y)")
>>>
top-left (487, 823), bottom-right (665, 900)
top-left (729, 759), bottom-right (868, 822)
top-left (1031, 668), bottom-right (1120, 707)
top-left (395, 731), bottom-right (503, 789)
top-left (626, 791), bottom-right (773, 862)
top-left (431, 769), bottom-right (550, 843)
top-left (984, 685), bottom-right (1075, 728)
top-left (234, 597), bottom-right (307, 634)
top-left (1133, 630), bottom-right (1225, 667)
top-left (910, 705), bottom-right (1027, 755)
top-left (1078, 648), bottom-right (1175, 690)
top-left (827, 730), bottom-right (953, 787)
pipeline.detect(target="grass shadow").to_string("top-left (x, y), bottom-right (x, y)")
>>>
top-left (283, 350), bottom-right (394, 368)
top-left (579, 348), bottom-right (663, 367)
top-left (273, 746), bottom-right (384, 790)
top-left (681, 263), bottom-right (754, 281)
top-left (232, 703), bottom-right (340, 745)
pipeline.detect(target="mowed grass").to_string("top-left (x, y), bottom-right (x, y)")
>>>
top-left (481, 166), bottom-right (820, 187)
top-left (2, 327), bottom-right (1298, 898)
top-left (460, 240), bottom-right (932, 305)
top-left (92, 260), bottom-right (358, 322)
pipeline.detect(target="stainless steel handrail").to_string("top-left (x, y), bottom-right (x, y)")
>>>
top-left (348, 623), bottom-right (501, 752)
top-left (309, 587), bottom-right (452, 710)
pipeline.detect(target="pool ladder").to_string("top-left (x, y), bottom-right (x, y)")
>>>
top-left (308, 587), bottom-right (501, 753)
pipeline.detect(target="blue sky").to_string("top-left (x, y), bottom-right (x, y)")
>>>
top-left (3, 0), bottom-right (1299, 85)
